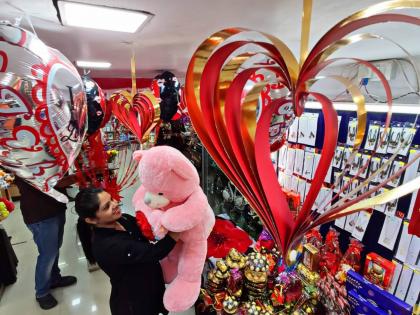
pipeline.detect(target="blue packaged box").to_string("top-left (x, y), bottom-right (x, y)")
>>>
top-left (348, 289), bottom-right (388, 315)
top-left (346, 270), bottom-right (413, 315)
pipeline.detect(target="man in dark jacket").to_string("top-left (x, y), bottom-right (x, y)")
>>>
top-left (15, 177), bottom-right (77, 310)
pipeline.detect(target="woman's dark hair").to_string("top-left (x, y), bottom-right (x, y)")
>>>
top-left (75, 187), bottom-right (103, 264)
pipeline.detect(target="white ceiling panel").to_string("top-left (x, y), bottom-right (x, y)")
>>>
top-left (1, 0), bottom-right (419, 78)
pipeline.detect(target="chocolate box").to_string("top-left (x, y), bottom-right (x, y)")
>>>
top-left (346, 270), bottom-right (413, 315)
top-left (302, 243), bottom-right (320, 272)
top-left (348, 289), bottom-right (387, 315)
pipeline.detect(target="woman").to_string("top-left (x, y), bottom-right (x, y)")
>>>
top-left (75, 187), bottom-right (179, 315)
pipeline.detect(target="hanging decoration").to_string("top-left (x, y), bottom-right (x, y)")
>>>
top-left (82, 76), bottom-right (106, 135)
top-left (108, 90), bottom-right (160, 143)
top-left (184, 0), bottom-right (420, 258)
top-left (153, 71), bottom-right (181, 122)
top-left (0, 22), bottom-right (87, 202)
top-left (108, 50), bottom-right (161, 144)
top-left (74, 130), bottom-right (141, 201)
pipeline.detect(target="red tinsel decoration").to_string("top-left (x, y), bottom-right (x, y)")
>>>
top-left (74, 131), bottom-right (122, 201)
top-left (135, 211), bottom-right (155, 241)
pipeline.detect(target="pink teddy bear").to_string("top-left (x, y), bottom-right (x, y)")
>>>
top-left (132, 146), bottom-right (215, 312)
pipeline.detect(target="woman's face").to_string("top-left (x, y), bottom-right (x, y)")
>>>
top-left (94, 191), bottom-right (122, 224)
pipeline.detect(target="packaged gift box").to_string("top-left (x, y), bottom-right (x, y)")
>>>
top-left (302, 243), bottom-right (320, 272)
top-left (348, 289), bottom-right (387, 315)
top-left (364, 252), bottom-right (395, 290)
top-left (346, 270), bottom-right (413, 315)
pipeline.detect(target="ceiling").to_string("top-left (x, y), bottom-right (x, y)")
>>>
top-left (1, 0), bottom-right (420, 79)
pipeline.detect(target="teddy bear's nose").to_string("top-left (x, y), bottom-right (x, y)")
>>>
top-left (144, 195), bottom-right (152, 205)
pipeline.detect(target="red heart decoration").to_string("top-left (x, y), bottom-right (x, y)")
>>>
top-left (109, 90), bottom-right (160, 143)
top-left (185, 6), bottom-right (420, 256)
top-left (0, 50), bottom-right (8, 72)
top-left (0, 86), bottom-right (33, 118)
top-left (0, 24), bottom-right (87, 202)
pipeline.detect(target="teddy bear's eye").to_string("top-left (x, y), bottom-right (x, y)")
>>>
top-left (158, 192), bottom-right (164, 196)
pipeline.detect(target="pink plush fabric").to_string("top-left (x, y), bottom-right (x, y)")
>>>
top-left (132, 146), bottom-right (215, 312)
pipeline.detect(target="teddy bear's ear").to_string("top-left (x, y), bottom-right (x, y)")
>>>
top-left (170, 158), bottom-right (199, 182)
top-left (132, 150), bottom-right (145, 162)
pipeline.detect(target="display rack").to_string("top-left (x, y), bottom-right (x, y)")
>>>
top-left (276, 101), bottom-right (419, 306)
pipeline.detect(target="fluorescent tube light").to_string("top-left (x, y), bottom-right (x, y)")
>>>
top-left (76, 61), bottom-right (111, 69)
top-left (58, 1), bottom-right (152, 33)
top-left (305, 101), bottom-right (420, 114)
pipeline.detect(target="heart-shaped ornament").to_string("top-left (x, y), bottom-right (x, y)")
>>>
top-left (109, 90), bottom-right (160, 143)
top-left (0, 50), bottom-right (8, 72)
top-left (185, 3), bottom-right (420, 257)
top-left (0, 23), bottom-right (87, 202)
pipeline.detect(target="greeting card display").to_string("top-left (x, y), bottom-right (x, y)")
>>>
top-left (352, 211), bottom-right (371, 241)
top-left (400, 127), bottom-right (416, 156)
top-left (297, 178), bottom-right (306, 204)
top-left (387, 126), bottom-right (404, 154)
top-left (312, 153), bottom-right (321, 179)
top-left (288, 119), bottom-right (299, 143)
top-left (359, 154), bottom-right (370, 179)
top-left (403, 149), bottom-right (420, 185)
top-left (302, 151), bottom-right (315, 180)
top-left (405, 236), bottom-right (420, 266)
top-left (350, 179), bottom-right (359, 200)
top-left (388, 161), bottom-right (405, 188)
top-left (377, 127), bottom-right (390, 154)
top-left (333, 171), bottom-right (343, 193)
top-left (377, 158), bottom-right (391, 183)
top-left (347, 119), bottom-right (358, 146)
top-left (344, 212), bottom-right (359, 233)
top-left (293, 148), bottom-right (304, 175)
top-left (285, 148), bottom-right (296, 175)
top-left (374, 188), bottom-right (388, 212)
top-left (278, 146), bottom-right (287, 170)
top-left (342, 147), bottom-right (353, 169)
top-left (298, 112), bottom-right (318, 146)
top-left (369, 157), bottom-right (381, 183)
top-left (291, 175), bottom-right (299, 193)
top-left (395, 222), bottom-right (414, 263)
top-left (388, 261), bottom-right (403, 294)
top-left (341, 176), bottom-right (351, 196)
top-left (384, 197), bottom-right (398, 216)
top-left (350, 153), bottom-right (362, 176)
top-left (332, 146), bottom-right (344, 169)
top-left (365, 123), bottom-right (380, 151)
top-left (335, 216), bottom-right (346, 229)
top-left (395, 265), bottom-right (414, 301)
top-left (378, 215), bottom-right (402, 250)
top-left (325, 162), bottom-right (333, 184)
top-left (405, 269), bottom-right (420, 307)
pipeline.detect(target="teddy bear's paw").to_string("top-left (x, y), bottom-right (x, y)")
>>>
top-left (153, 225), bottom-right (168, 240)
top-left (163, 278), bottom-right (201, 312)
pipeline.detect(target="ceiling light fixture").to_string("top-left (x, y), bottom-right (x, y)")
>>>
top-left (76, 60), bottom-right (111, 69)
top-left (305, 101), bottom-right (420, 114)
top-left (57, 1), bottom-right (153, 33)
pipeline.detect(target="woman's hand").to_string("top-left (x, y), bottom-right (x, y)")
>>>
top-left (168, 231), bottom-right (181, 241)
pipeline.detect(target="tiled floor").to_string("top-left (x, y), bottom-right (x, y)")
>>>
top-left (0, 185), bottom-right (195, 315)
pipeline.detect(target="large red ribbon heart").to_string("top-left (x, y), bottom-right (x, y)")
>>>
top-left (108, 90), bottom-right (160, 143)
top-left (185, 4), bottom-right (420, 257)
